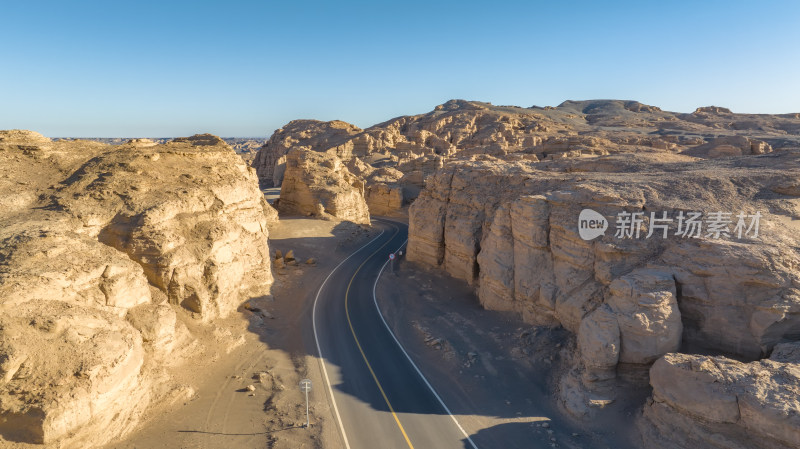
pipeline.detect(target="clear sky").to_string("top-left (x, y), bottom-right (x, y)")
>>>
top-left (2, 0), bottom-right (799, 137)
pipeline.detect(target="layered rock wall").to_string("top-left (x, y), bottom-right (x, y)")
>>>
top-left (407, 151), bottom-right (800, 439)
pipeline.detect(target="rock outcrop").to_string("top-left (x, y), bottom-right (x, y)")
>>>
top-left (365, 182), bottom-right (404, 215)
top-left (247, 99), bottom-right (800, 445)
top-left (252, 120), bottom-right (362, 187)
top-left (694, 105), bottom-right (733, 115)
top-left (0, 301), bottom-right (148, 445)
top-left (641, 347), bottom-right (800, 449)
top-left (406, 147), bottom-right (800, 442)
top-left (0, 131), bottom-right (276, 447)
top-left (276, 147), bottom-right (370, 224)
top-left (681, 135), bottom-right (773, 158)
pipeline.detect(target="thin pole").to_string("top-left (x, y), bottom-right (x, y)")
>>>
top-left (305, 389), bottom-right (309, 427)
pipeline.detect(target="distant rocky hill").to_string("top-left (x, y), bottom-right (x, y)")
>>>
top-left (251, 99), bottom-right (800, 219)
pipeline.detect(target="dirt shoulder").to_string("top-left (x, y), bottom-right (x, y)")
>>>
top-left (112, 218), bottom-right (377, 449)
top-left (376, 257), bottom-right (646, 449)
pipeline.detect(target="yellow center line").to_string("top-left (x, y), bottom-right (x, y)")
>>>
top-left (344, 225), bottom-right (416, 449)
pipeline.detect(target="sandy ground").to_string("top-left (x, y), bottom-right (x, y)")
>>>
top-left (112, 217), bottom-right (377, 449)
top-left (376, 255), bottom-right (648, 449)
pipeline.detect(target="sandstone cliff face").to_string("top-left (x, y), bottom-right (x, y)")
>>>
top-left (406, 149), bottom-right (800, 444)
top-left (53, 136), bottom-right (275, 319)
top-left (0, 301), bottom-right (148, 445)
top-left (409, 154), bottom-right (799, 350)
top-left (252, 99), bottom-right (800, 216)
top-left (365, 182), bottom-right (403, 216)
top-left (277, 147), bottom-right (370, 224)
top-left (0, 131), bottom-right (276, 447)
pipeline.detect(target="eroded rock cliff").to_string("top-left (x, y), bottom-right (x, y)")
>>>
top-left (406, 148), bottom-right (800, 446)
top-left (252, 120), bottom-right (362, 187)
top-left (0, 130), bottom-right (276, 447)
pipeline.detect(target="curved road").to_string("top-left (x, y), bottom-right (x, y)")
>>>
top-left (312, 218), bottom-right (478, 449)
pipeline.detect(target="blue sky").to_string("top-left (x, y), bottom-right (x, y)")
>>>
top-left (1, 0), bottom-right (799, 137)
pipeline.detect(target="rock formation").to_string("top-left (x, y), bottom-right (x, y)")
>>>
top-left (252, 119), bottom-right (361, 187)
top-left (405, 143), bottom-right (800, 445)
top-left (252, 99), bottom-right (800, 217)
top-left (276, 147), bottom-right (370, 224)
top-left (641, 346), bottom-right (800, 449)
top-left (0, 130), bottom-right (276, 447)
top-left (681, 135), bottom-right (773, 158)
top-left (79, 137), bottom-right (268, 165)
top-left (346, 158), bottom-right (404, 216)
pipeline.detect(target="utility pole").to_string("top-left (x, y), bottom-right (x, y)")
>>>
top-left (299, 379), bottom-right (312, 428)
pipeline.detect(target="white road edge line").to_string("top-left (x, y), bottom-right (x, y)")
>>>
top-left (372, 222), bottom-right (481, 449)
top-left (312, 227), bottom-right (385, 449)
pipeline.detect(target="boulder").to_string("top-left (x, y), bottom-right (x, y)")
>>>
top-left (578, 304), bottom-right (620, 380)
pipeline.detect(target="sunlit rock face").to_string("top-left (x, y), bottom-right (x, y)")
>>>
top-left (277, 147), bottom-right (370, 224)
top-left (406, 146), bottom-right (800, 444)
top-left (0, 131), bottom-right (276, 447)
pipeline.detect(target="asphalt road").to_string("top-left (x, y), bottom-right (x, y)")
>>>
top-left (312, 218), bottom-right (477, 449)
